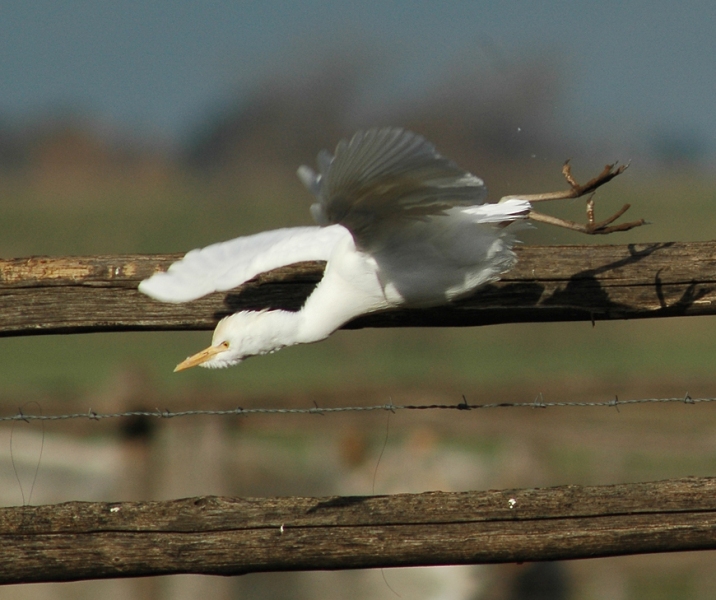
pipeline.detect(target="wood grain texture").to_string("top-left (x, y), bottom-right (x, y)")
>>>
top-left (1, 241), bottom-right (715, 336)
top-left (1, 477), bottom-right (716, 584)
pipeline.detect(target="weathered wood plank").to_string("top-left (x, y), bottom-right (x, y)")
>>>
top-left (1, 241), bottom-right (715, 336)
top-left (1, 477), bottom-right (716, 584)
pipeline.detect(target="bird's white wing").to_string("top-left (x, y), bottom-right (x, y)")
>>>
top-left (139, 225), bottom-right (349, 303)
top-left (297, 128), bottom-right (489, 248)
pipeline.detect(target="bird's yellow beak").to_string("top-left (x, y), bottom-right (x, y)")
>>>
top-left (174, 341), bottom-right (229, 372)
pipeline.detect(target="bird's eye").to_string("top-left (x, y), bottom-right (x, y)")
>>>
top-left (219, 341), bottom-right (229, 349)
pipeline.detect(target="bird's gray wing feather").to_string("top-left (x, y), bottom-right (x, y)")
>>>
top-left (297, 128), bottom-right (488, 248)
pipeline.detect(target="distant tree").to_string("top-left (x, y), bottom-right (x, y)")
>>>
top-left (184, 55), bottom-right (370, 171)
top-left (184, 48), bottom-right (566, 183)
top-left (0, 117), bottom-right (27, 169)
top-left (388, 53), bottom-right (564, 166)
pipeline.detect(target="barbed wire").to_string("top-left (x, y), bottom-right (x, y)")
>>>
top-left (0, 393), bottom-right (708, 423)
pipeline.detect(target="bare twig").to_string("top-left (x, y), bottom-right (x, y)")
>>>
top-left (501, 160), bottom-right (646, 235)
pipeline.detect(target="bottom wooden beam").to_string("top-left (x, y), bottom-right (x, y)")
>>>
top-left (2, 477), bottom-right (716, 585)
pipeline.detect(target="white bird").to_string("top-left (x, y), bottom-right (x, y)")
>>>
top-left (139, 128), bottom-right (532, 371)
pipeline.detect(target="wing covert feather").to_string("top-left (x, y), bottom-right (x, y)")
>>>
top-left (139, 225), bottom-right (349, 303)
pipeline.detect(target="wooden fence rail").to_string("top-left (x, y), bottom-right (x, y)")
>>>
top-left (2, 241), bottom-right (716, 585)
top-left (1, 240), bottom-right (716, 336)
top-left (1, 477), bottom-right (716, 585)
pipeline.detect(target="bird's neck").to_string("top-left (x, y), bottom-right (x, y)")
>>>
top-left (241, 304), bottom-right (339, 357)
top-left (293, 263), bottom-right (390, 345)
top-left (247, 309), bottom-right (306, 355)
top-left (255, 242), bottom-right (393, 354)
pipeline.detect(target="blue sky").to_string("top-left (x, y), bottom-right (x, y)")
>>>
top-left (2, 1), bottom-right (716, 161)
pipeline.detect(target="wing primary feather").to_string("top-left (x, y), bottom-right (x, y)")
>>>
top-left (317, 149), bottom-right (333, 176)
top-left (296, 165), bottom-right (320, 197)
top-left (305, 128), bottom-right (489, 242)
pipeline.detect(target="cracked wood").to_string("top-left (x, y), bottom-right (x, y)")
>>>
top-left (1, 477), bottom-right (716, 584)
top-left (1, 241), bottom-right (715, 336)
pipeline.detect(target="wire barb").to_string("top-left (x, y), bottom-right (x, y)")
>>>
top-left (611, 395), bottom-right (621, 413)
top-left (532, 393), bottom-right (546, 409)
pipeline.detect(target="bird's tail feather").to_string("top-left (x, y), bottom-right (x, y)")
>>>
top-left (461, 199), bottom-right (531, 223)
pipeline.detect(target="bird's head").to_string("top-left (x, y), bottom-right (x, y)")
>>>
top-left (174, 310), bottom-right (285, 371)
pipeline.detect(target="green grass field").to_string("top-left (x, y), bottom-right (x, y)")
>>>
top-left (2, 167), bottom-right (716, 397)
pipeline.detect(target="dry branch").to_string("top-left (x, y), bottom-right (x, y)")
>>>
top-left (1, 241), bottom-right (716, 336)
top-left (1, 477), bottom-right (716, 584)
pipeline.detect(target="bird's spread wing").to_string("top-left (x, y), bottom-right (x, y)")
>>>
top-left (297, 128), bottom-right (489, 248)
top-left (139, 225), bottom-right (349, 303)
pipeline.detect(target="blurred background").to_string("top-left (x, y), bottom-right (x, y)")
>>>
top-left (2, 1), bottom-right (716, 599)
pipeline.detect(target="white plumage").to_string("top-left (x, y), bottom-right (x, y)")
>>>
top-left (138, 225), bottom-right (347, 303)
top-left (139, 128), bottom-right (531, 370)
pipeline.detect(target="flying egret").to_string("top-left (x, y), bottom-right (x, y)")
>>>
top-left (139, 127), bottom-right (640, 371)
